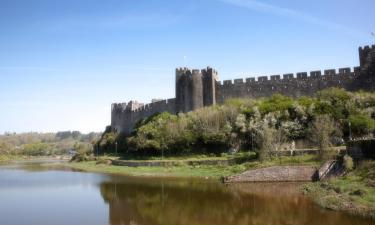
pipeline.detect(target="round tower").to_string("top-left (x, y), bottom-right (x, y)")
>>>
top-left (175, 67), bottom-right (204, 113)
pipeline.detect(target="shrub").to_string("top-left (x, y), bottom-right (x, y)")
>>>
top-left (116, 89), bottom-right (375, 157)
top-left (316, 88), bottom-right (351, 120)
top-left (343, 154), bottom-right (354, 171)
top-left (347, 139), bottom-right (375, 159)
top-left (0, 141), bottom-right (13, 154)
top-left (19, 142), bottom-right (49, 156)
top-left (258, 94), bottom-right (294, 115)
top-left (349, 113), bottom-right (375, 137)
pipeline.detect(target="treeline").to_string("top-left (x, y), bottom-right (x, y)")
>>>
top-left (98, 88), bottom-right (375, 157)
top-left (0, 131), bottom-right (101, 156)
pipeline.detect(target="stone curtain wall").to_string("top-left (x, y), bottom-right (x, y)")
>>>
top-left (111, 99), bottom-right (176, 134)
top-left (216, 67), bottom-right (360, 103)
top-left (111, 45), bottom-right (375, 134)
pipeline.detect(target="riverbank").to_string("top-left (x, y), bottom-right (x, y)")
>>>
top-left (303, 160), bottom-right (375, 219)
top-left (0, 155), bottom-right (70, 163)
top-left (64, 154), bottom-right (320, 179)
top-left (0, 155), bottom-right (22, 162)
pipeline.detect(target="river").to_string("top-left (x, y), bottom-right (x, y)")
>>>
top-left (0, 161), bottom-right (373, 225)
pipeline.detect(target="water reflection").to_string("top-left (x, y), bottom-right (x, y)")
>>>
top-left (0, 162), bottom-right (373, 225)
top-left (100, 178), bottom-right (373, 225)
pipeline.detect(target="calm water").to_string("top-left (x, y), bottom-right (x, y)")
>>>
top-left (0, 161), bottom-right (373, 225)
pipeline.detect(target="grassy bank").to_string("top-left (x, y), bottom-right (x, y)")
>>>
top-left (0, 154), bottom-right (29, 163)
top-left (65, 154), bottom-right (320, 179)
top-left (0, 154), bottom-right (69, 163)
top-left (303, 161), bottom-right (375, 219)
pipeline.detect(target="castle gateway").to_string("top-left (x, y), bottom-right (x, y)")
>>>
top-left (111, 45), bottom-right (375, 134)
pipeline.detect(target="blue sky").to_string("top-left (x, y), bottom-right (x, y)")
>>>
top-left (0, 0), bottom-right (374, 133)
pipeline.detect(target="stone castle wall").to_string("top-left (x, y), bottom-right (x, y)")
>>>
top-left (111, 45), bottom-right (375, 134)
top-left (216, 67), bottom-right (360, 103)
top-left (111, 98), bottom-right (176, 134)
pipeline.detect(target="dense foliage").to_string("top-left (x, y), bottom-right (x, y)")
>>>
top-left (99, 88), bottom-right (375, 157)
top-left (0, 132), bottom-right (100, 156)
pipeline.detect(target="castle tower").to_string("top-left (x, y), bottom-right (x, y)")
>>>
top-left (175, 68), bottom-right (191, 113)
top-left (191, 69), bottom-right (204, 110)
top-left (359, 45), bottom-right (373, 67)
top-left (202, 67), bottom-right (218, 107)
top-left (175, 67), bottom-right (205, 113)
top-left (357, 45), bottom-right (375, 91)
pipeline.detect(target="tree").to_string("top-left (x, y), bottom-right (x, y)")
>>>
top-left (74, 142), bottom-right (92, 155)
top-left (349, 113), bottom-right (375, 137)
top-left (308, 114), bottom-right (336, 160)
top-left (19, 142), bottom-right (49, 156)
top-left (0, 141), bottom-right (13, 154)
top-left (259, 125), bottom-right (286, 160)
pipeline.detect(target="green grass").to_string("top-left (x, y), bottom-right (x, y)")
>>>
top-left (66, 161), bottom-right (239, 178)
top-left (303, 160), bottom-right (375, 219)
top-left (0, 154), bottom-right (27, 162)
top-left (0, 154), bottom-right (69, 163)
top-left (65, 154), bottom-right (320, 179)
top-left (114, 151), bottom-right (254, 161)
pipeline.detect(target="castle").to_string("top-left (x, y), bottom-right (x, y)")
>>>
top-left (111, 45), bottom-right (375, 134)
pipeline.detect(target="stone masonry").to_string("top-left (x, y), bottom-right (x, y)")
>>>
top-left (111, 45), bottom-right (375, 134)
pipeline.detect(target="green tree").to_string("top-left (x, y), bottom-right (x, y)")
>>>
top-left (349, 113), bottom-right (375, 137)
top-left (19, 142), bottom-right (49, 156)
top-left (308, 114), bottom-right (336, 160)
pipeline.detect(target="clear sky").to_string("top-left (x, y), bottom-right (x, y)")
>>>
top-left (0, 0), bottom-right (374, 133)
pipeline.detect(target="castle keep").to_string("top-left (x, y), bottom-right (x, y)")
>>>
top-left (111, 45), bottom-right (375, 134)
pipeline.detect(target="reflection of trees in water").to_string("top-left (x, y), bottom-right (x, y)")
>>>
top-left (100, 180), bottom-right (373, 225)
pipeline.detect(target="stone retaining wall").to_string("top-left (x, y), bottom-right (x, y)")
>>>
top-left (224, 166), bottom-right (318, 183)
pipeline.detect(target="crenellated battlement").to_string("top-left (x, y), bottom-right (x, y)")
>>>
top-left (111, 101), bottom-right (144, 113)
top-left (202, 66), bottom-right (219, 77)
top-left (217, 67), bottom-right (360, 86)
top-left (111, 44), bottom-right (375, 134)
top-left (359, 45), bottom-right (375, 67)
top-left (359, 45), bottom-right (375, 52)
top-left (112, 99), bottom-right (175, 114)
top-left (175, 67), bottom-right (192, 80)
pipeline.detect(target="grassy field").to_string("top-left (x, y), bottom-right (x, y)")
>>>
top-left (65, 154), bottom-right (320, 179)
top-left (303, 160), bottom-right (375, 219)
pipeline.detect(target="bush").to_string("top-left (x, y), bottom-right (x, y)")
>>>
top-left (343, 154), bottom-right (354, 171)
top-left (0, 141), bottom-right (13, 154)
top-left (347, 139), bottom-right (375, 159)
top-left (115, 89), bottom-right (375, 157)
top-left (19, 143), bottom-right (49, 156)
top-left (315, 88), bottom-right (351, 120)
top-left (349, 114), bottom-right (375, 137)
top-left (258, 94), bottom-right (293, 115)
